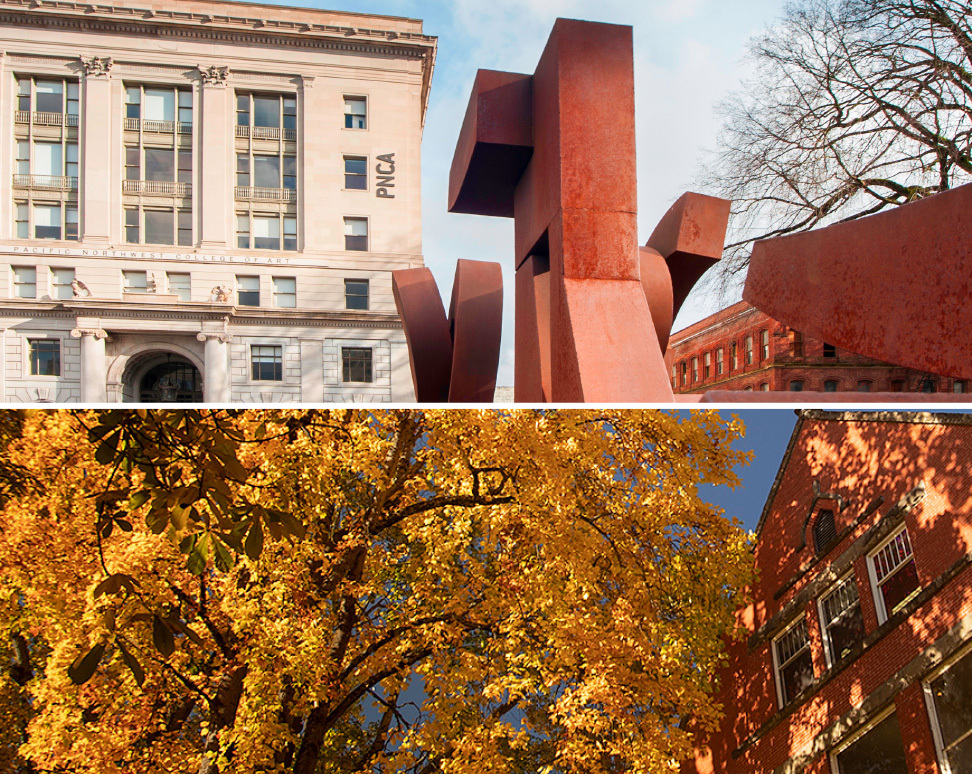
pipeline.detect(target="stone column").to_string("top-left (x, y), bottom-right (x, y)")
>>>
top-left (197, 66), bottom-right (230, 249)
top-left (79, 56), bottom-right (114, 244)
top-left (196, 332), bottom-right (230, 402)
top-left (71, 327), bottom-right (108, 402)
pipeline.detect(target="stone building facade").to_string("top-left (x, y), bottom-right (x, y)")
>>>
top-left (685, 410), bottom-right (972, 774)
top-left (666, 302), bottom-right (967, 396)
top-left (0, 0), bottom-right (436, 402)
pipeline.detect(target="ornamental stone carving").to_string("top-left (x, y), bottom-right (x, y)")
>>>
top-left (196, 332), bottom-right (232, 344)
top-left (80, 56), bottom-right (113, 78)
top-left (71, 279), bottom-right (91, 298)
top-left (209, 285), bottom-right (231, 302)
top-left (70, 328), bottom-right (108, 340)
top-left (199, 65), bottom-right (229, 85)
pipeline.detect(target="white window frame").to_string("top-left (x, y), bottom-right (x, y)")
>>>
top-left (272, 276), bottom-right (296, 308)
top-left (771, 615), bottom-right (813, 709)
top-left (923, 640), bottom-right (972, 774)
top-left (816, 574), bottom-right (863, 670)
top-left (828, 706), bottom-right (900, 774)
top-left (24, 334), bottom-right (62, 379)
top-left (12, 265), bottom-right (37, 298)
top-left (51, 267), bottom-right (75, 300)
top-left (123, 270), bottom-right (148, 294)
top-left (866, 524), bottom-right (919, 625)
top-left (343, 95), bottom-right (368, 130)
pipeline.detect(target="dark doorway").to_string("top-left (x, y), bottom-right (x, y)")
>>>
top-left (138, 359), bottom-right (203, 402)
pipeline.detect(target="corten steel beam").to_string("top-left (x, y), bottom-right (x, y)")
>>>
top-left (392, 260), bottom-right (504, 403)
top-left (744, 182), bottom-right (972, 381)
top-left (449, 19), bottom-right (728, 402)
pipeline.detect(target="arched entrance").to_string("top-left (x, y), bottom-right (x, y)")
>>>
top-left (119, 351), bottom-right (204, 403)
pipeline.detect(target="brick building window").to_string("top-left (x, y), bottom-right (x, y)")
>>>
top-left (812, 509), bottom-right (838, 553)
top-left (868, 526), bottom-right (920, 623)
top-left (671, 363), bottom-right (676, 389)
top-left (824, 380), bottom-right (838, 392)
top-left (703, 351), bottom-right (711, 379)
top-left (927, 647), bottom-right (972, 772)
top-left (818, 576), bottom-right (865, 665)
top-left (773, 617), bottom-right (814, 706)
top-left (823, 342), bottom-right (836, 358)
top-left (680, 361), bottom-right (687, 387)
top-left (890, 380), bottom-right (904, 392)
top-left (954, 380), bottom-right (967, 393)
top-left (745, 335), bottom-right (753, 365)
top-left (857, 380), bottom-right (872, 392)
top-left (730, 342), bottom-right (738, 370)
top-left (920, 379), bottom-right (937, 393)
top-left (715, 348), bottom-right (723, 375)
top-left (789, 380), bottom-right (804, 391)
top-left (691, 356), bottom-right (698, 382)
top-left (791, 330), bottom-right (803, 357)
top-left (760, 382), bottom-right (769, 391)
top-left (760, 329), bottom-right (769, 360)
top-left (832, 712), bottom-right (909, 774)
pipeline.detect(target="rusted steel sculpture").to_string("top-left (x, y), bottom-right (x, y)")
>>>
top-left (442, 18), bottom-right (728, 402)
top-left (393, 259), bottom-right (503, 403)
top-left (744, 182), bottom-right (972, 382)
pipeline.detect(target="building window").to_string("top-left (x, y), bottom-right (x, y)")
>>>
top-left (123, 270), bottom-right (147, 293)
top-left (342, 347), bottom-right (373, 383)
top-left (345, 279), bottom-right (369, 310)
top-left (715, 348), bottom-right (723, 375)
top-left (254, 214), bottom-right (280, 250)
top-left (857, 380), bottom-right (872, 392)
top-left (124, 207), bottom-right (189, 246)
top-left (927, 647), bottom-right (972, 773)
top-left (730, 341), bottom-right (738, 370)
top-left (832, 712), bottom-right (909, 774)
top-left (921, 379), bottom-right (937, 393)
top-left (954, 380), bottom-right (967, 393)
top-left (680, 361), bottom-right (687, 387)
top-left (691, 356), bottom-right (698, 383)
top-left (28, 339), bottom-right (60, 376)
top-left (823, 342), bottom-right (836, 358)
top-left (824, 379), bottom-right (838, 392)
top-left (703, 351), bottom-right (711, 379)
top-left (344, 96), bottom-right (367, 129)
top-left (671, 363), bottom-right (676, 389)
top-left (344, 217), bottom-right (368, 251)
top-left (760, 382), bottom-right (770, 391)
top-left (791, 330), bottom-right (803, 357)
top-left (251, 345), bottom-right (282, 381)
top-left (344, 156), bottom-right (367, 189)
top-left (124, 85), bottom-right (192, 132)
top-left (869, 526), bottom-right (920, 623)
top-left (789, 380), bottom-right (804, 391)
top-left (236, 213), bottom-right (296, 251)
top-left (236, 93), bottom-right (297, 139)
top-left (17, 202), bottom-right (80, 242)
top-left (168, 272), bottom-right (190, 302)
top-left (13, 266), bottom-right (36, 298)
top-left (16, 77), bottom-right (79, 122)
top-left (237, 276), bottom-right (260, 307)
top-left (760, 329), bottom-right (769, 360)
top-left (52, 268), bottom-right (74, 300)
top-left (773, 617), bottom-right (814, 706)
top-left (818, 576), bottom-right (864, 665)
top-left (745, 335), bottom-right (753, 365)
top-left (890, 379), bottom-right (904, 392)
top-left (272, 276), bottom-right (296, 308)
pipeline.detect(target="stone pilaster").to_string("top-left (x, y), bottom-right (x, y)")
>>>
top-left (79, 56), bottom-right (113, 245)
top-left (198, 65), bottom-right (230, 248)
top-left (71, 327), bottom-right (108, 402)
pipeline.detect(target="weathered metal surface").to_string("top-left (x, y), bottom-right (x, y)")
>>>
top-left (391, 268), bottom-right (452, 402)
top-left (447, 259), bottom-right (504, 402)
top-left (745, 183), bottom-right (972, 380)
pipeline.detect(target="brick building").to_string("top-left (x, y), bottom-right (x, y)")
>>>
top-left (665, 302), bottom-right (967, 395)
top-left (685, 410), bottom-right (972, 774)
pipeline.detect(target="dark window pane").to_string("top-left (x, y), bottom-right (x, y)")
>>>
top-left (253, 96), bottom-right (279, 128)
top-left (345, 280), bottom-right (369, 310)
top-left (255, 235), bottom-right (280, 250)
top-left (35, 89), bottom-right (62, 113)
top-left (789, 380), bottom-right (804, 391)
top-left (780, 649), bottom-right (814, 704)
top-left (880, 558), bottom-right (920, 616)
top-left (932, 649), bottom-right (972, 759)
top-left (824, 380), bottom-right (838, 392)
top-left (823, 342), bottom-right (836, 358)
top-left (283, 113), bottom-right (297, 130)
top-left (345, 235), bottom-right (367, 251)
top-left (144, 148), bottom-right (174, 182)
top-left (835, 713), bottom-right (909, 774)
top-left (342, 347), bottom-right (373, 383)
top-left (251, 346), bottom-right (282, 380)
top-left (283, 237), bottom-right (297, 251)
top-left (35, 225), bottom-right (61, 239)
top-left (813, 510), bottom-right (837, 553)
top-left (30, 340), bottom-right (60, 376)
top-left (144, 210), bottom-right (174, 244)
top-left (254, 156), bottom-right (279, 188)
top-left (827, 604), bottom-right (865, 663)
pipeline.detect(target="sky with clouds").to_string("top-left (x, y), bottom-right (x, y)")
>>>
top-left (263, 0), bottom-right (789, 384)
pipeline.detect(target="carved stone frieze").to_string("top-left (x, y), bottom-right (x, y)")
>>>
top-left (198, 64), bottom-right (229, 85)
top-left (80, 55), bottom-right (113, 78)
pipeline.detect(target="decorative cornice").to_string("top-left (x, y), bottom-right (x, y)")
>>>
top-left (71, 327), bottom-right (107, 339)
top-left (79, 54), bottom-right (112, 77)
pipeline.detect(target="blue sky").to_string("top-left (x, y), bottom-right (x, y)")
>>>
top-left (259, 0), bottom-right (789, 384)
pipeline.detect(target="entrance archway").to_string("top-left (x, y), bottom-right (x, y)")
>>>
top-left (120, 351), bottom-right (204, 403)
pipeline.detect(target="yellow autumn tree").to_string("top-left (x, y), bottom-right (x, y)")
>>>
top-left (0, 409), bottom-right (752, 774)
